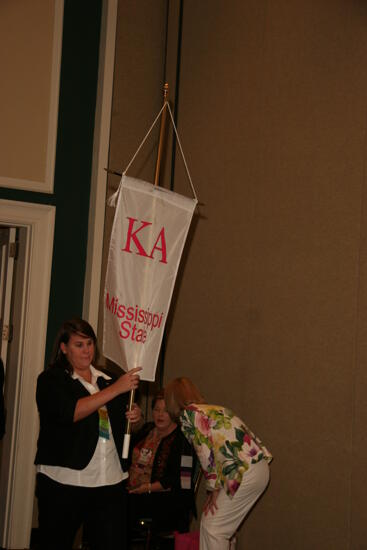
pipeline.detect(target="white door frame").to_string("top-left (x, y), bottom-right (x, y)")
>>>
top-left (0, 199), bottom-right (55, 549)
top-left (0, 227), bottom-right (17, 368)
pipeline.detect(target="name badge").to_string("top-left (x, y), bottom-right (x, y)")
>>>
top-left (181, 455), bottom-right (193, 489)
top-left (137, 447), bottom-right (153, 466)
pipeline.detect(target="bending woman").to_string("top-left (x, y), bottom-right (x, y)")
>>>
top-left (165, 377), bottom-right (272, 550)
top-left (34, 318), bottom-right (141, 550)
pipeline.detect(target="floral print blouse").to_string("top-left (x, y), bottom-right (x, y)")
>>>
top-left (180, 404), bottom-right (272, 499)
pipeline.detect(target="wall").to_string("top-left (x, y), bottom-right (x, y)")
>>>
top-left (105, 1), bottom-right (367, 549)
top-left (164, 1), bottom-right (367, 549)
top-left (0, 0), bottom-right (102, 362)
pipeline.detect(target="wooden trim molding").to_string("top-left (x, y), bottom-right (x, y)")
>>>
top-left (0, 1), bottom-right (63, 193)
top-left (0, 200), bottom-right (55, 548)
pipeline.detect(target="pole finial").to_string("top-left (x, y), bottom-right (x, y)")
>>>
top-left (163, 82), bottom-right (169, 99)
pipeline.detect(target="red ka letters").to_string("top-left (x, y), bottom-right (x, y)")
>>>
top-left (121, 217), bottom-right (167, 264)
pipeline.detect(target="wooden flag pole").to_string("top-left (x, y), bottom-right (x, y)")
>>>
top-left (154, 83), bottom-right (169, 186)
top-left (122, 83), bottom-right (169, 458)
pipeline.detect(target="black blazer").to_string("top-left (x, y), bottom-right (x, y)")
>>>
top-left (34, 366), bottom-right (128, 470)
top-left (129, 422), bottom-right (198, 519)
top-left (131, 423), bottom-right (195, 490)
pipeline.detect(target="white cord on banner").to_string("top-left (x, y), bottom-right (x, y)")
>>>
top-left (123, 103), bottom-right (166, 176)
top-left (108, 104), bottom-right (167, 207)
top-left (165, 101), bottom-right (198, 201)
top-left (122, 101), bottom-right (198, 201)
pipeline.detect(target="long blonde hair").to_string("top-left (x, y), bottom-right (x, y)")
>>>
top-left (164, 377), bottom-right (206, 421)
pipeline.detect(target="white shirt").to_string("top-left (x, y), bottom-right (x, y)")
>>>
top-left (37, 365), bottom-right (128, 487)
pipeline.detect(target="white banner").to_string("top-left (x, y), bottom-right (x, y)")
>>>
top-left (103, 175), bottom-right (197, 381)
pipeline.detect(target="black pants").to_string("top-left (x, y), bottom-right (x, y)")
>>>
top-left (128, 491), bottom-right (191, 534)
top-left (36, 473), bottom-right (127, 550)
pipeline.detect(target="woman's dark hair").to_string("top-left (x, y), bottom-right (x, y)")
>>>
top-left (50, 318), bottom-right (98, 373)
top-left (151, 389), bottom-right (165, 410)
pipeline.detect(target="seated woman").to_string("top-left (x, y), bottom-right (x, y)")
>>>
top-left (128, 389), bottom-right (196, 536)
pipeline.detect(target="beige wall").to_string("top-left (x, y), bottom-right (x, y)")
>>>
top-left (104, 1), bottom-right (367, 548)
top-left (0, 0), bottom-right (62, 192)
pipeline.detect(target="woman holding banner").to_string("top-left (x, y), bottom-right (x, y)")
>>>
top-left (164, 377), bottom-right (272, 550)
top-left (34, 318), bottom-right (142, 550)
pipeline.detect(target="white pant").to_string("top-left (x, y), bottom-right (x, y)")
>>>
top-left (200, 459), bottom-right (270, 550)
